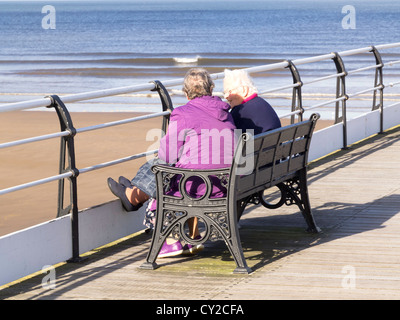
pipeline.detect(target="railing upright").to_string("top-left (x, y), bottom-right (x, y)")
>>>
top-left (285, 60), bottom-right (303, 123)
top-left (151, 80), bottom-right (174, 135)
top-left (331, 52), bottom-right (349, 149)
top-left (47, 95), bottom-right (83, 262)
top-left (370, 46), bottom-right (385, 133)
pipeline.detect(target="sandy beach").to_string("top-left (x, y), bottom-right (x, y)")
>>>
top-left (0, 110), bottom-right (332, 236)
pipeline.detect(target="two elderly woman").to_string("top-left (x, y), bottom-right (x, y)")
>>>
top-left (108, 67), bottom-right (280, 258)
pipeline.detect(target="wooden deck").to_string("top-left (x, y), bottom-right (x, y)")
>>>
top-left (1, 125), bottom-right (400, 300)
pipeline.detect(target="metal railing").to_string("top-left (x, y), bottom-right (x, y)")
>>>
top-left (1, 43), bottom-right (400, 261)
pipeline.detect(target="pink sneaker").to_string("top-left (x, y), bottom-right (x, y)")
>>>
top-left (158, 239), bottom-right (183, 258)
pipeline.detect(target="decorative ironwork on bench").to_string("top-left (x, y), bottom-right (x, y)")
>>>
top-left (140, 113), bottom-right (321, 274)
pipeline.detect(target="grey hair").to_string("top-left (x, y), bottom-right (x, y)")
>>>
top-left (182, 68), bottom-right (215, 100)
top-left (223, 69), bottom-right (258, 95)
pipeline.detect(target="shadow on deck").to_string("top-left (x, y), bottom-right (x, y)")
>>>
top-left (1, 126), bottom-right (400, 300)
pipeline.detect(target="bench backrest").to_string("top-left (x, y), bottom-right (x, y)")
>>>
top-left (152, 113), bottom-right (319, 210)
top-left (230, 113), bottom-right (320, 200)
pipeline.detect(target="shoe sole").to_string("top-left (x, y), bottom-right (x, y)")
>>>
top-left (107, 178), bottom-right (136, 212)
top-left (119, 176), bottom-right (133, 188)
top-left (158, 249), bottom-right (184, 258)
top-left (182, 244), bottom-right (204, 255)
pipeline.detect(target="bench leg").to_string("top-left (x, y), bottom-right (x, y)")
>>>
top-left (282, 170), bottom-right (321, 233)
top-left (139, 229), bottom-right (163, 270)
top-left (224, 206), bottom-right (252, 274)
top-left (298, 169), bottom-right (321, 233)
top-left (140, 213), bottom-right (182, 270)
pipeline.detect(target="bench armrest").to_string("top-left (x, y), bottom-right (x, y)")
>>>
top-left (151, 164), bottom-right (231, 201)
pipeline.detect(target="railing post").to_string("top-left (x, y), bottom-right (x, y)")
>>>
top-left (150, 80), bottom-right (174, 135)
top-left (47, 95), bottom-right (83, 263)
top-left (285, 60), bottom-right (303, 123)
top-left (370, 46), bottom-right (385, 133)
top-left (331, 52), bottom-right (349, 149)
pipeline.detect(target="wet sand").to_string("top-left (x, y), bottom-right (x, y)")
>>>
top-left (0, 110), bottom-right (333, 236)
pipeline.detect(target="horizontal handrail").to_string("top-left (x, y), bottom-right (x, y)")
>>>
top-left (388, 81), bottom-right (400, 87)
top-left (0, 82), bottom-right (159, 113)
top-left (0, 149), bottom-right (159, 197)
top-left (347, 64), bottom-right (383, 75)
top-left (279, 110), bottom-right (302, 119)
top-left (75, 111), bottom-right (170, 134)
top-left (292, 53), bottom-right (336, 66)
top-left (305, 96), bottom-right (347, 112)
top-left (302, 72), bottom-right (346, 86)
top-left (79, 149), bottom-right (158, 174)
top-left (0, 130), bottom-right (71, 149)
top-left (386, 59), bottom-right (400, 66)
top-left (387, 101), bottom-right (400, 108)
top-left (259, 82), bottom-right (301, 95)
top-left (244, 60), bottom-right (290, 74)
top-left (2, 42), bottom-right (398, 114)
top-left (347, 85), bottom-right (384, 99)
top-left (0, 111), bottom-right (170, 150)
top-left (0, 172), bottom-right (73, 196)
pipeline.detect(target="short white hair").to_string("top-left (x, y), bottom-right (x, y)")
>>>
top-left (223, 69), bottom-right (258, 95)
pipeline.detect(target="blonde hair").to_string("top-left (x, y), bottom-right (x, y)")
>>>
top-left (223, 69), bottom-right (258, 95)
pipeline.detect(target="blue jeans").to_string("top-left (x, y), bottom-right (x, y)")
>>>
top-left (130, 157), bottom-right (168, 198)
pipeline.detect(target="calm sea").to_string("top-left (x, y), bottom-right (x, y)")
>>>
top-left (1, 0), bottom-right (400, 117)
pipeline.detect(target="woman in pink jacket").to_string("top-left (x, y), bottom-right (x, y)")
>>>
top-left (108, 68), bottom-right (236, 257)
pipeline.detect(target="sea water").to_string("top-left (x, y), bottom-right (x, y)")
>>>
top-left (0, 0), bottom-right (399, 118)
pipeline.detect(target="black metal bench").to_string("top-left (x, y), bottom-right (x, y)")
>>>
top-left (140, 113), bottom-right (321, 274)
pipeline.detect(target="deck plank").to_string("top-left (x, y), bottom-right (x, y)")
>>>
top-left (1, 126), bottom-right (400, 300)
